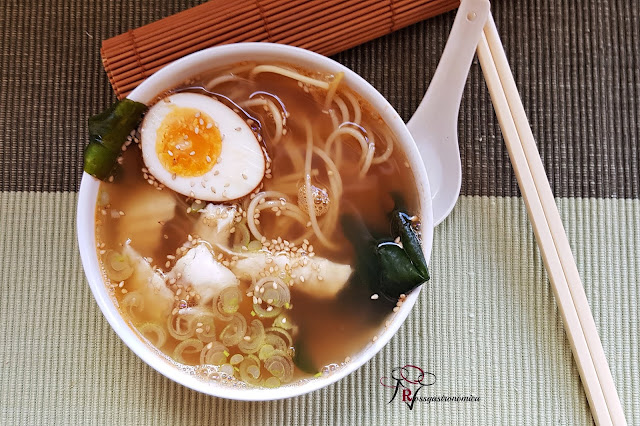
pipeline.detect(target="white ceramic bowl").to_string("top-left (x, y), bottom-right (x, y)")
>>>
top-left (77, 43), bottom-right (433, 400)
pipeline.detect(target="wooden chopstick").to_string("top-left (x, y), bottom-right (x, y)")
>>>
top-left (476, 13), bottom-right (627, 426)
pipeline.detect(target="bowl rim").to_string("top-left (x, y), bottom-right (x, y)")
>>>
top-left (77, 42), bottom-right (434, 401)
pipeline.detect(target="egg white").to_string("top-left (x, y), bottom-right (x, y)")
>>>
top-left (140, 92), bottom-right (265, 201)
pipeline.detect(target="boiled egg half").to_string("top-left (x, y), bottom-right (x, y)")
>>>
top-left (140, 93), bottom-right (265, 201)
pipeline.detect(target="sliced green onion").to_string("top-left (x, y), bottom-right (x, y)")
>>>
top-left (253, 277), bottom-right (290, 318)
top-left (238, 319), bottom-right (265, 354)
top-left (200, 341), bottom-right (228, 365)
top-left (219, 363), bottom-right (235, 376)
top-left (219, 313), bottom-right (247, 346)
top-left (105, 250), bottom-right (133, 282)
top-left (194, 312), bottom-right (217, 343)
top-left (229, 354), bottom-right (245, 365)
top-left (263, 376), bottom-right (281, 388)
top-left (173, 339), bottom-right (204, 365)
top-left (264, 333), bottom-right (288, 353)
top-left (167, 311), bottom-right (197, 341)
top-left (138, 322), bottom-right (167, 348)
top-left (232, 220), bottom-right (251, 248)
top-left (190, 200), bottom-right (206, 213)
top-left (264, 354), bottom-right (294, 383)
top-left (272, 313), bottom-right (294, 330)
top-left (217, 286), bottom-right (242, 315)
top-left (258, 344), bottom-right (276, 361)
top-left (265, 327), bottom-right (293, 348)
top-left (120, 291), bottom-right (145, 324)
top-left (239, 355), bottom-right (262, 385)
top-left (247, 240), bottom-right (263, 252)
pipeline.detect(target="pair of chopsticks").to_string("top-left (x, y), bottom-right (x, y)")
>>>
top-left (476, 12), bottom-right (627, 426)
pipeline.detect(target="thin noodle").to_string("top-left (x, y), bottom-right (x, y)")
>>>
top-left (325, 127), bottom-right (368, 171)
top-left (312, 145), bottom-right (343, 236)
top-left (359, 140), bottom-right (376, 178)
top-left (263, 98), bottom-right (284, 144)
top-left (241, 97), bottom-right (284, 144)
top-left (303, 121), bottom-right (339, 250)
top-left (371, 128), bottom-right (394, 164)
top-left (247, 191), bottom-right (309, 242)
top-left (334, 96), bottom-right (350, 123)
top-left (250, 65), bottom-right (330, 89)
top-left (324, 72), bottom-right (344, 110)
top-left (328, 109), bottom-right (343, 166)
top-left (206, 74), bottom-right (242, 90)
top-left (344, 91), bottom-right (361, 124)
top-left (239, 98), bottom-right (268, 108)
top-left (283, 140), bottom-right (305, 171)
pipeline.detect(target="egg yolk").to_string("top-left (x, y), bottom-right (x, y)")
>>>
top-left (156, 107), bottom-right (222, 177)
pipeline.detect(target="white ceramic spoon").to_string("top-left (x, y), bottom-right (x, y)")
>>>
top-left (407, 0), bottom-right (490, 225)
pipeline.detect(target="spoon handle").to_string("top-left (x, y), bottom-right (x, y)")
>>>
top-left (408, 0), bottom-right (490, 132)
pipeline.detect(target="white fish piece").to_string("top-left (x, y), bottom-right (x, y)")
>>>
top-left (167, 244), bottom-right (238, 304)
top-left (193, 204), bottom-right (237, 247)
top-left (122, 243), bottom-right (174, 320)
top-left (231, 252), bottom-right (352, 299)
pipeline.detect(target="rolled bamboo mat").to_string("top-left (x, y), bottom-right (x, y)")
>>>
top-left (101, 0), bottom-right (460, 98)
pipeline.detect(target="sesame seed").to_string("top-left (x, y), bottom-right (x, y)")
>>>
top-left (371, 294), bottom-right (379, 300)
top-left (206, 122), bottom-right (213, 129)
top-left (195, 112), bottom-right (201, 118)
top-left (243, 336), bottom-right (251, 341)
top-left (214, 170), bottom-right (220, 176)
top-left (372, 335), bottom-right (378, 342)
top-left (242, 173), bottom-right (248, 180)
top-left (206, 156), bottom-right (212, 162)
top-left (189, 151), bottom-right (196, 156)
top-left (168, 150), bottom-right (174, 157)
top-left (194, 127), bottom-right (199, 134)
top-left (199, 118), bottom-right (204, 125)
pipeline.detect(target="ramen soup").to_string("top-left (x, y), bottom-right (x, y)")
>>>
top-left (89, 62), bottom-right (430, 388)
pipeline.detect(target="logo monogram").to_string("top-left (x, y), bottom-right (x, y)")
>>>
top-left (379, 365), bottom-right (436, 410)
